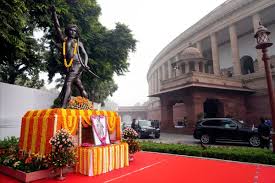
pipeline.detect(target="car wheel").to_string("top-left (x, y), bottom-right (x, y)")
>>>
top-left (155, 133), bottom-right (160, 139)
top-left (249, 135), bottom-right (261, 147)
top-left (200, 134), bottom-right (211, 144)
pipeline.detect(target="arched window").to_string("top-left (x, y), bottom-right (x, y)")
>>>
top-left (240, 55), bottom-right (255, 75)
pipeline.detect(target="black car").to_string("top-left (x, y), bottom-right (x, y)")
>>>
top-left (132, 119), bottom-right (160, 139)
top-left (193, 118), bottom-right (261, 147)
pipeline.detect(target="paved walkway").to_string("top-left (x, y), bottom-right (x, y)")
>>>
top-left (139, 132), bottom-right (199, 145)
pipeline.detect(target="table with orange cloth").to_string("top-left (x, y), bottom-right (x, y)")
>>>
top-left (76, 143), bottom-right (129, 176)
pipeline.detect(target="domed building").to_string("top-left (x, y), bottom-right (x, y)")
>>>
top-left (172, 47), bottom-right (208, 76)
top-left (146, 0), bottom-right (275, 133)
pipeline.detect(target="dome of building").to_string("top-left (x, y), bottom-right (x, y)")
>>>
top-left (180, 47), bottom-right (203, 60)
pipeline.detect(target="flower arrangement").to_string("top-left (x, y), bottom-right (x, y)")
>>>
top-left (122, 127), bottom-right (140, 155)
top-left (126, 140), bottom-right (141, 155)
top-left (0, 137), bottom-right (49, 172)
top-left (48, 129), bottom-right (76, 169)
top-left (67, 96), bottom-right (93, 110)
top-left (122, 127), bottom-right (138, 139)
top-left (0, 150), bottom-right (49, 173)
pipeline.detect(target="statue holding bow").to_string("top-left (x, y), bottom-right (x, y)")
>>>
top-left (51, 6), bottom-right (98, 108)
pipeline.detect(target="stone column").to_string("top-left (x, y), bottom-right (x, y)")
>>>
top-left (159, 67), bottom-right (163, 81)
top-left (196, 41), bottom-right (202, 53)
top-left (185, 97), bottom-right (194, 123)
top-left (160, 98), bottom-right (174, 130)
top-left (168, 60), bottom-right (172, 79)
top-left (162, 64), bottom-right (166, 80)
top-left (157, 68), bottom-right (161, 92)
top-left (202, 63), bottom-right (205, 73)
top-left (151, 73), bottom-right (153, 94)
top-left (184, 96), bottom-right (203, 127)
top-left (176, 64), bottom-right (181, 76)
top-left (148, 77), bottom-right (151, 95)
top-left (196, 41), bottom-right (204, 73)
top-left (229, 24), bottom-right (241, 76)
top-left (153, 71), bottom-right (157, 94)
top-left (186, 62), bottom-right (190, 73)
top-left (155, 71), bottom-right (158, 93)
top-left (195, 62), bottom-right (200, 72)
top-left (150, 77), bottom-right (153, 95)
top-left (252, 13), bottom-right (264, 72)
top-left (210, 33), bottom-right (220, 75)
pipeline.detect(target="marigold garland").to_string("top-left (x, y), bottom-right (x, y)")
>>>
top-left (107, 116), bottom-right (116, 134)
top-left (62, 116), bottom-right (78, 135)
top-left (67, 96), bottom-right (93, 110)
top-left (63, 38), bottom-right (78, 68)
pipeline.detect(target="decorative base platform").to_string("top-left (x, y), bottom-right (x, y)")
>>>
top-left (77, 143), bottom-right (129, 176)
top-left (0, 166), bottom-right (73, 182)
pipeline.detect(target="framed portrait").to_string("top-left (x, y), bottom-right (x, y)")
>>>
top-left (91, 115), bottom-right (110, 146)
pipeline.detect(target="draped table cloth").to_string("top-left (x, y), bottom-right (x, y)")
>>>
top-left (76, 143), bottom-right (129, 176)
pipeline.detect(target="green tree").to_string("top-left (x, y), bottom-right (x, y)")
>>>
top-left (45, 0), bottom-right (136, 104)
top-left (0, 0), bottom-right (136, 103)
top-left (0, 0), bottom-right (45, 88)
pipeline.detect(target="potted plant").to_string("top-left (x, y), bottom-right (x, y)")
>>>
top-left (122, 127), bottom-right (141, 161)
top-left (48, 129), bottom-right (76, 180)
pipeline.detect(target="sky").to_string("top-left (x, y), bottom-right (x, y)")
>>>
top-left (43, 0), bottom-right (227, 106)
top-left (96, 0), bottom-right (227, 106)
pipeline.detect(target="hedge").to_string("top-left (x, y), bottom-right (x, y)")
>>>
top-left (140, 141), bottom-right (275, 165)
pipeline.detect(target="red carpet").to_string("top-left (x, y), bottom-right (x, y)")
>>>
top-left (1, 151), bottom-right (275, 183)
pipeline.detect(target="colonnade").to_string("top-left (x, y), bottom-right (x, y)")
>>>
top-left (148, 13), bottom-right (264, 95)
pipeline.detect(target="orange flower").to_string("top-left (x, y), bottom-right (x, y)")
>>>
top-left (25, 157), bottom-right (32, 164)
top-left (67, 96), bottom-right (93, 110)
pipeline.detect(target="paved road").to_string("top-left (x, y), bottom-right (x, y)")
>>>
top-left (139, 132), bottom-right (273, 149)
top-left (139, 133), bottom-right (199, 145)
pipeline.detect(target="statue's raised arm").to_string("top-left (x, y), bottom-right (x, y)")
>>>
top-left (51, 5), bottom-right (64, 42)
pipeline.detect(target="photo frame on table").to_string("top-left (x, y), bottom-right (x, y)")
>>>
top-left (91, 115), bottom-right (110, 146)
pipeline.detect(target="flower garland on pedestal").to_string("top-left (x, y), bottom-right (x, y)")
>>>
top-left (67, 96), bottom-right (93, 110)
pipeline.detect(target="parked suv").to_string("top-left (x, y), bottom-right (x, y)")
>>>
top-left (132, 119), bottom-right (160, 139)
top-left (193, 118), bottom-right (261, 147)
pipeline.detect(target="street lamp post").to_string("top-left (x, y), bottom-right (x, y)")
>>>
top-left (254, 23), bottom-right (275, 152)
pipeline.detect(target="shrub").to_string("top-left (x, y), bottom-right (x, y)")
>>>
top-left (140, 141), bottom-right (275, 165)
top-left (0, 136), bottom-right (19, 149)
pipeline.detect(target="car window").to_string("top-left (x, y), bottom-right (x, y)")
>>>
top-left (232, 119), bottom-right (243, 127)
top-left (222, 120), bottom-right (237, 128)
top-left (202, 120), bottom-right (222, 126)
top-left (138, 120), bottom-right (152, 127)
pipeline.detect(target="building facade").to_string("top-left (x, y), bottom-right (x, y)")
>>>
top-left (146, 0), bottom-right (275, 133)
top-left (118, 106), bottom-right (148, 125)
